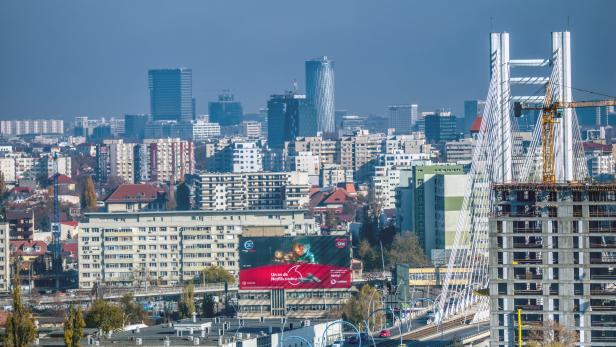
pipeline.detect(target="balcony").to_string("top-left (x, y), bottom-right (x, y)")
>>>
top-left (513, 242), bottom-right (543, 248)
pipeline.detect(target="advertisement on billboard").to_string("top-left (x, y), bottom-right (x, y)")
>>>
top-left (239, 236), bottom-right (351, 290)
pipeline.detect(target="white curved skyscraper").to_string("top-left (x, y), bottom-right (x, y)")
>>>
top-left (305, 56), bottom-right (335, 134)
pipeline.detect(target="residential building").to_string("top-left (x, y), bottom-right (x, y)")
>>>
top-left (587, 150), bottom-right (615, 177)
top-left (0, 157), bottom-right (16, 183)
top-left (149, 68), bottom-right (194, 122)
top-left (103, 139), bottom-right (136, 184)
top-left (490, 183), bottom-right (616, 346)
top-left (445, 138), bottom-right (476, 164)
top-left (288, 136), bottom-right (338, 167)
top-left (320, 164), bottom-right (353, 188)
top-left (395, 164), bottom-right (466, 254)
top-left (373, 156), bottom-right (432, 211)
top-left (77, 209), bottom-right (318, 288)
top-left (5, 209), bottom-right (35, 240)
top-left (293, 151), bottom-right (320, 184)
top-left (195, 171), bottom-right (310, 211)
top-left (209, 90), bottom-right (243, 126)
top-left (242, 121), bottom-right (262, 139)
top-left (305, 56), bottom-right (335, 134)
top-left (232, 142), bottom-right (263, 173)
top-left (0, 119), bottom-right (64, 136)
top-left (388, 104), bottom-right (418, 134)
top-left (339, 131), bottom-right (385, 182)
top-left (267, 92), bottom-right (305, 148)
top-left (37, 155), bottom-right (71, 178)
top-left (103, 184), bottom-right (167, 212)
top-left (192, 120), bottom-right (221, 142)
top-left (138, 138), bottom-right (195, 183)
top-left (0, 224), bottom-right (9, 292)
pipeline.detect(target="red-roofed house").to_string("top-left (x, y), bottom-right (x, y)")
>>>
top-left (10, 240), bottom-right (47, 260)
top-left (104, 184), bottom-right (167, 212)
top-left (48, 174), bottom-right (76, 194)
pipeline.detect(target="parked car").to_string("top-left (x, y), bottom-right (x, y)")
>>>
top-left (332, 339), bottom-right (345, 347)
top-left (379, 330), bottom-right (391, 338)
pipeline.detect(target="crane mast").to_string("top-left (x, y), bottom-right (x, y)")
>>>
top-left (514, 84), bottom-right (616, 184)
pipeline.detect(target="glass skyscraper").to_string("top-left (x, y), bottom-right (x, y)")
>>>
top-left (266, 92), bottom-right (305, 148)
top-left (305, 56), bottom-right (335, 135)
top-left (208, 90), bottom-right (243, 126)
top-left (148, 68), bottom-right (194, 122)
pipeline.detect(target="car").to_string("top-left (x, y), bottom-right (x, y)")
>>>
top-left (347, 336), bottom-right (359, 344)
top-left (332, 339), bottom-right (345, 347)
top-left (378, 330), bottom-right (391, 338)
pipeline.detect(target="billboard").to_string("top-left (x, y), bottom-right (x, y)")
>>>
top-left (239, 236), bottom-right (351, 290)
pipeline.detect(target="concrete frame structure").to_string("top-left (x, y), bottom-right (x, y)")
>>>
top-left (490, 183), bottom-right (616, 346)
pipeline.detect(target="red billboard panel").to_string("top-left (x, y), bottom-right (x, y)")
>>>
top-left (239, 236), bottom-right (351, 290)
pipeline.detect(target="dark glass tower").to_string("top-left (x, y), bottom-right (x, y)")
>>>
top-left (148, 68), bottom-right (194, 122)
top-left (267, 92), bottom-right (305, 148)
top-left (305, 56), bottom-right (335, 134)
top-left (208, 90), bottom-right (243, 126)
top-left (124, 114), bottom-right (150, 141)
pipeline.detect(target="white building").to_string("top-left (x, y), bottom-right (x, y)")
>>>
top-left (242, 121), bottom-right (262, 139)
top-left (103, 139), bottom-right (136, 183)
top-left (0, 224), bottom-right (9, 292)
top-left (192, 120), bottom-right (221, 142)
top-left (0, 157), bottom-right (16, 183)
top-left (0, 119), bottom-right (64, 136)
top-left (77, 210), bottom-right (318, 288)
top-left (232, 142), bottom-right (263, 173)
top-left (15, 156), bottom-right (37, 180)
top-left (320, 164), bottom-right (353, 188)
top-left (587, 151), bottom-right (615, 177)
top-left (138, 138), bottom-right (195, 182)
top-left (387, 104), bottom-right (418, 134)
top-left (195, 171), bottom-right (310, 211)
top-left (445, 138), bottom-right (475, 164)
top-left (37, 155), bottom-right (71, 178)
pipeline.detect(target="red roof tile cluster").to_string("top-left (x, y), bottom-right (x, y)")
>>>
top-left (310, 187), bottom-right (354, 209)
top-left (583, 142), bottom-right (612, 153)
top-left (61, 221), bottom-right (79, 228)
top-left (104, 184), bottom-right (164, 203)
top-left (49, 174), bottom-right (75, 185)
top-left (10, 240), bottom-right (47, 256)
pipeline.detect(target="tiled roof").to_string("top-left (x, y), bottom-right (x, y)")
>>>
top-left (10, 240), bottom-right (47, 256)
top-left (105, 184), bottom-right (163, 203)
top-left (49, 174), bottom-right (75, 185)
top-left (323, 189), bottom-right (349, 205)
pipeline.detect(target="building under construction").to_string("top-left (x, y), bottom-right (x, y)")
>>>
top-left (489, 182), bottom-right (616, 346)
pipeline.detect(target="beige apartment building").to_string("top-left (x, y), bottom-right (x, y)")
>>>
top-left (77, 210), bottom-right (317, 289)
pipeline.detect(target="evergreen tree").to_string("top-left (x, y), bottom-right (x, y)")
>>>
top-left (179, 282), bottom-right (195, 318)
top-left (5, 273), bottom-right (37, 347)
top-left (64, 304), bottom-right (85, 347)
top-left (176, 182), bottom-right (191, 210)
top-left (201, 294), bottom-right (215, 318)
top-left (80, 176), bottom-right (98, 211)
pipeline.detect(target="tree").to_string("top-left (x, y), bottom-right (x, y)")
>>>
top-left (5, 273), bottom-right (37, 347)
top-left (64, 304), bottom-right (85, 347)
top-left (199, 266), bottom-right (235, 285)
top-left (80, 176), bottom-right (98, 211)
top-left (120, 293), bottom-right (146, 326)
top-left (386, 232), bottom-right (429, 267)
top-left (85, 300), bottom-right (123, 335)
top-left (528, 320), bottom-right (578, 347)
top-left (358, 240), bottom-right (380, 271)
top-left (179, 282), bottom-right (195, 318)
top-left (324, 210), bottom-right (338, 229)
top-left (201, 294), bottom-right (215, 318)
top-left (342, 284), bottom-right (383, 330)
top-left (176, 182), bottom-right (191, 211)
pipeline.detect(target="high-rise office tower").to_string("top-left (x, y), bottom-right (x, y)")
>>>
top-left (267, 92), bottom-right (305, 148)
top-left (124, 114), bottom-right (149, 142)
top-left (463, 100), bottom-right (486, 134)
top-left (208, 90), bottom-right (243, 126)
top-left (388, 104), bottom-right (418, 134)
top-left (424, 112), bottom-right (458, 143)
top-left (305, 56), bottom-right (335, 134)
top-left (148, 68), bottom-right (194, 122)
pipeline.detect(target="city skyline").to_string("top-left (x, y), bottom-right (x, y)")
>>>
top-left (0, 0), bottom-right (615, 120)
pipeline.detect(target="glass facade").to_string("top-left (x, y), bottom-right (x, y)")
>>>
top-left (266, 92), bottom-right (304, 148)
top-left (305, 56), bottom-right (335, 135)
top-left (208, 90), bottom-right (243, 126)
top-left (148, 68), bottom-right (194, 122)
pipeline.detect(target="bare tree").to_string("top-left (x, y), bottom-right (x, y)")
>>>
top-left (528, 320), bottom-right (578, 347)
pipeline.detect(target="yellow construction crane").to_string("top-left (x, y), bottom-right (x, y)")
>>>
top-left (514, 83), bottom-right (616, 183)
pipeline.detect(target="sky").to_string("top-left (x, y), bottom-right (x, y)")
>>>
top-left (0, 0), bottom-right (615, 120)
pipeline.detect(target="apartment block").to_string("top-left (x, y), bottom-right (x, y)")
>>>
top-left (0, 224), bottom-right (9, 292)
top-left (138, 138), bottom-right (194, 182)
top-left (232, 142), bottom-right (263, 173)
top-left (0, 119), bottom-right (64, 136)
top-left (195, 171), bottom-right (310, 211)
top-left (490, 183), bottom-right (616, 345)
top-left (100, 139), bottom-right (136, 183)
top-left (77, 210), bottom-right (317, 288)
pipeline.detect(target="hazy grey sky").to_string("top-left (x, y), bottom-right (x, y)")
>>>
top-left (0, 0), bottom-right (614, 119)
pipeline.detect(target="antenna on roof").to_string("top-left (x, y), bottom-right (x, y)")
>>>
top-left (292, 79), bottom-right (299, 94)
